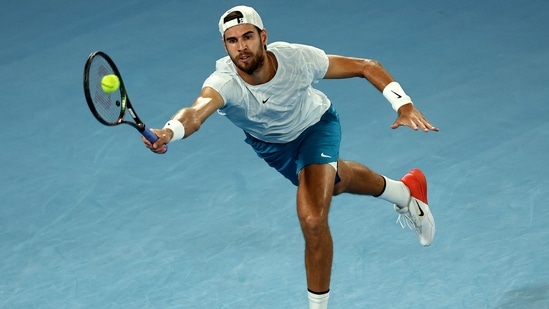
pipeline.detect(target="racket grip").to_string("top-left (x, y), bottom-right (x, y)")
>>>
top-left (142, 127), bottom-right (168, 152)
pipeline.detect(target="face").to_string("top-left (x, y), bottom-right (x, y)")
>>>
top-left (223, 24), bottom-right (266, 75)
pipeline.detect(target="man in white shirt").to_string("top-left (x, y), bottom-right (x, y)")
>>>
top-left (144, 5), bottom-right (438, 309)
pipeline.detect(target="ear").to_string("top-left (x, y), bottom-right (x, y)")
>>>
top-left (261, 29), bottom-right (268, 47)
top-left (221, 38), bottom-right (228, 53)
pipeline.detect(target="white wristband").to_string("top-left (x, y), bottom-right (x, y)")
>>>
top-left (163, 120), bottom-right (185, 143)
top-left (382, 81), bottom-right (413, 111)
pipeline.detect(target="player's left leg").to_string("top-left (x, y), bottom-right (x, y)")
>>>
top-left (334, 160), bottom-right (435, 246)
top-left (332, 160), bottom-right (385, 196)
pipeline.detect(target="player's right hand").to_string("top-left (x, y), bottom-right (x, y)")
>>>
top-left (142, 128), bottom-right (170, 154)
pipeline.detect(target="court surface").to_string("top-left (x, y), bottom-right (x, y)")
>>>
top-left (1, 0), bottom-right (548, 308)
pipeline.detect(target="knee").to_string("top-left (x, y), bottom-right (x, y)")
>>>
top-left (298, 212), bottom-right (329, 237)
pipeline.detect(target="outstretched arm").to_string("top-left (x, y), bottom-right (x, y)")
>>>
top-left (324, 55), bottom-right (438, 132)
top-left (143, 86), bottom-right (225, 154)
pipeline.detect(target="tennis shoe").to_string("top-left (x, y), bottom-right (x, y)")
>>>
top-left (394, 168), bottom-right (435, 246)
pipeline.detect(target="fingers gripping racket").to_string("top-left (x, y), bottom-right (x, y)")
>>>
top-left (83, 51), bottom-right (163, 148)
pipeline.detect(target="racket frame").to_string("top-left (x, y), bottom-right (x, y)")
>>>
top-left (83, 51), bottom-right (159, 143)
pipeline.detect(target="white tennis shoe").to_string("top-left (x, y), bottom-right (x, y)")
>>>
top-left (394, 169), bottom-right (435, 246)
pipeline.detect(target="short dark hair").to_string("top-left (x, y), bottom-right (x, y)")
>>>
top-left (223, 11), bottom-right (244, 24)
top-left (222, 10), bottom-right (263, 36)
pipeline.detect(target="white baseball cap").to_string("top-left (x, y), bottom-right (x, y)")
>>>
top-left (218, 5), bottom-right (264, 37)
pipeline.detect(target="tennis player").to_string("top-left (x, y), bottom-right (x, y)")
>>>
top-left (144, 5), bottom-right (438, 309)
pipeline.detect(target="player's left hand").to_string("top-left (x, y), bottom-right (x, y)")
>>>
top-left (391, 103), bottom-right (439, 132)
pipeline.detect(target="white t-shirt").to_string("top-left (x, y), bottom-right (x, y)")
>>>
top-left (202, 42), bottom-right (331, 143)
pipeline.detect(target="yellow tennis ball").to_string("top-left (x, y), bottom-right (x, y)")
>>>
top-left (101, 74), bottom-right (120, 94)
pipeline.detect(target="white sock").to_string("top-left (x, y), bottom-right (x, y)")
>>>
top-left (308, 290), bottom-right (329, 309)
top-left (377, 176), bottom-right (410, 207)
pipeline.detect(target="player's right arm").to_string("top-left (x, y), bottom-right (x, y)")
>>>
top-left (144, 86), bottom-right (224, 154)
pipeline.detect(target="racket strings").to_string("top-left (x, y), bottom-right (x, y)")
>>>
top-left (88, 58), bottom-right (123, 124)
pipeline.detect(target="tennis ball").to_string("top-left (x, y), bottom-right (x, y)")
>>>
top-left (101, 74), bottom-right (120, 94)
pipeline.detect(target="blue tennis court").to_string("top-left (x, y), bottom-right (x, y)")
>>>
top-left (1, 0), bottom-right (548, 308)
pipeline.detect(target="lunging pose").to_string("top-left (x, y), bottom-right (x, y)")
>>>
top-left (143, 6), bottom-right (438, 309)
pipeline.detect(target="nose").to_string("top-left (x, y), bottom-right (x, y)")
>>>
top-left (237, 39), bottom-right (247, 51)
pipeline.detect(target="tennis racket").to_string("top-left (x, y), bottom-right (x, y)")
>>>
top-left (83, 51), bottom-right (162, 147)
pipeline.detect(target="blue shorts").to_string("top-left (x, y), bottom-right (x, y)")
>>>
top-left (244, 105), bottom-right (341, 186)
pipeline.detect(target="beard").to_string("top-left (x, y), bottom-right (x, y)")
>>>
top-left (232, 50), bottom-right (266, 75)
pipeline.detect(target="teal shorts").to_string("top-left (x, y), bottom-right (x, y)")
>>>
top-left (244, 105), bottom-right (341, 186)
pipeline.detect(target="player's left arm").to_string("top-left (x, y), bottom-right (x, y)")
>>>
top-left (324, 55), bottom-right (438, 132)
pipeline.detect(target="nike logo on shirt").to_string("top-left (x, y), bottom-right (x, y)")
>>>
top-left (262, 97), bottom-right (271, 104)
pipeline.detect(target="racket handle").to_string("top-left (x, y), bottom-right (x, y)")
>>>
top-left (141, 127), bottom-right (169, 152)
